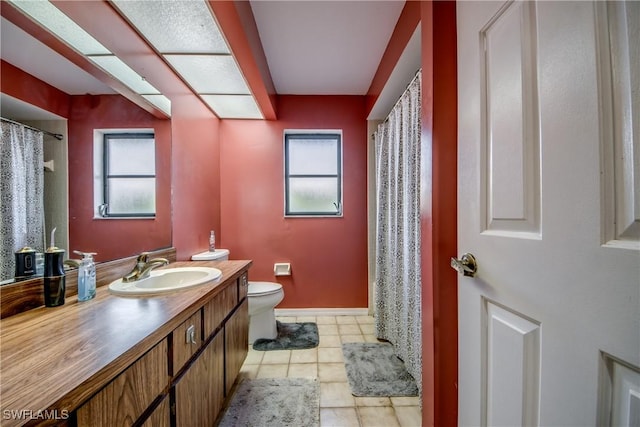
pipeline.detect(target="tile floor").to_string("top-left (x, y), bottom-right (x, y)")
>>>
top-left (238, 315), bottom-right (422, 427)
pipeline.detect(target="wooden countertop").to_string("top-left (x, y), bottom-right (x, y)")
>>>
top-left (0, 260), bottom-right (251, 427)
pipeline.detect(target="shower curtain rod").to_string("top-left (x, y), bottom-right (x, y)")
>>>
top-left (383, 69), bottom-right (422, 124)
top-left (1, 117), bottom-right (63, 141)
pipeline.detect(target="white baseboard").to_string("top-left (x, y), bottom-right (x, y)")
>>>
top-left (275, 308), bottom-right (371, 317)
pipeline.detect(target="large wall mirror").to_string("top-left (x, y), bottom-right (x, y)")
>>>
top-left (0, 94), bottom-right (172, 283)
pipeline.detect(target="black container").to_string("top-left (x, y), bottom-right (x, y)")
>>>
top-left (44, 248), bottom-right (66, 307)
top-left (15, 247), bottom-right (36, 278)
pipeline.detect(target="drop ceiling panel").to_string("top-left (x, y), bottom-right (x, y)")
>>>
top-left (164, 55), bottom-right (250, 94)
top-left (111, 0), bottom-right (229, 54)
top-left (89, 56), bottom-right (161, 94)
top-left (200, 94), bottom-right (262, 119)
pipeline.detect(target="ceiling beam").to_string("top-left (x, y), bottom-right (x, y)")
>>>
top-left (1, 59), bottom-right (71, 118)
top-left (207, 1), bottom-right (277, 120)
top-left (1, 1), bottom-right (171, 119)
top-left (365, 1), bottom-right (421, 116)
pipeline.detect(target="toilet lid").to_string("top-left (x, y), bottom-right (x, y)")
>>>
top-left (248, 281), bottom-right (282, 296)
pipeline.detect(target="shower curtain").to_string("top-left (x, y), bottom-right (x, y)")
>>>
top-left (374, 71), bottom-right (422, 395)
top-left (0, 122), bottom-right (44, 281)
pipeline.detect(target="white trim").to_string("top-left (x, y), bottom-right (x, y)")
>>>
top-left (275, 308), bottom-right (370, 317)
top-left (93, 128), bottom-right (155, 219)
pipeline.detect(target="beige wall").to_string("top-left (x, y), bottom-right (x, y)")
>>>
top-left (367, 119), bottom-right (382, 315)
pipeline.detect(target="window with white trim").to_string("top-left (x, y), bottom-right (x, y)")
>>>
top-left (284, 131), bottom-right (342, 216)
top-left (94, 130), bottom-right (156, 218)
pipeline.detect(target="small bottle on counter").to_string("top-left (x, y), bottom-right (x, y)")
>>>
top-left (75, 251), bottom-right (97, 301)
top-left (209, 230), bottom-right (216, 252)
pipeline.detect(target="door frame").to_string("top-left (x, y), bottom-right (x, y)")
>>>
top-left (420, 1), bottom-right (459, 426)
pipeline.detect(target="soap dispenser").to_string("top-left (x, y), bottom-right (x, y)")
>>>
top-left (44, 228), bottom-right (66, 307)
top-left (74, 251), bottom-right (97, 301)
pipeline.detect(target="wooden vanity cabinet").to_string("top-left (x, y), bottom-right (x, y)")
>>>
top-left (67, 267), bottom-right (249, 427)
top-left (76, 340), bottom-right (169, 427)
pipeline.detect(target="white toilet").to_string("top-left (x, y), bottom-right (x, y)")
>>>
top-left (191, 249), bottom-right (284, 343)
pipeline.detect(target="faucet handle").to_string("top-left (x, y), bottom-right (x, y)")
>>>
top-left (136, 252), bottom-right (150, 263)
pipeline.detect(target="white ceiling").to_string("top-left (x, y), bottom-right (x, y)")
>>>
top-left (250, 0), bottom-right (405, 95)
top-left (1, 1), bottom-right (417, 120)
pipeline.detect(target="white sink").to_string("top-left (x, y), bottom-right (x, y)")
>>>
top-left (108, 267), bottom-right (222, 296)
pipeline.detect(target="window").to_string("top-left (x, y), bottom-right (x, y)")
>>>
top-left (284, 132), bottom-right (342, 216)
top-left (94, 131), bottom-right (156, 218)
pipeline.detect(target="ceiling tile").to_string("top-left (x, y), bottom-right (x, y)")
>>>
top-left (112, 0), bottom-right (229, 54)
top-left (200, 94), bottom-right (262, 119)
top-left (164, 55), bottom-right (250, 94)
top-left (88, 56), bottom-right (161, 94)
top-left (9, 0), bottom-right (110, 55)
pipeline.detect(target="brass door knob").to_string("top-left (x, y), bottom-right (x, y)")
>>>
top-left (451, 253), bottom-right (478, 277)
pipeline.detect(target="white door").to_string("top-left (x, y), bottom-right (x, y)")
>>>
top-left (457, 1), bottom-right (640, 426)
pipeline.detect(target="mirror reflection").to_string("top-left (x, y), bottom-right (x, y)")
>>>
top-left (0, 94), bottom-right (172, 284)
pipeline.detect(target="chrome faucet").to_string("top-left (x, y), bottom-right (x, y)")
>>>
top-left (122, 252), bottom-right (169, 283)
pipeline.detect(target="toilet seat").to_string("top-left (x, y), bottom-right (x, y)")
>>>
top-left (248, 281), bottom-right (282, 296)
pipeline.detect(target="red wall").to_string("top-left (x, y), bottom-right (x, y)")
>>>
top-left (219, 95), bottom-right (368, 308)
top-left (171, 96), bottom-right (221, 261)
top-left (68, 95), bottom-right (172, 262)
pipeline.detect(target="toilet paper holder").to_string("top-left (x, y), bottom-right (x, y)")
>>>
top-left (274, 263), bottom-right (291, 276)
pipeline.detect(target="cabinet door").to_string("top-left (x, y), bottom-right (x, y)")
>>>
top-left (76, 340), bottom-right (168, 427)
top-left (141, 396), bottom-right (170, 427)
top-left (173, 310), bottom-right (202, 375)
top-left (224, 299), bottom-right (248, 395)
top-left (174, 331), bottom-right (224, 427)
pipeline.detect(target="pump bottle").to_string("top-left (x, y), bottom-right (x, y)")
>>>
top-left (75, 251), bottom-right (97, 301)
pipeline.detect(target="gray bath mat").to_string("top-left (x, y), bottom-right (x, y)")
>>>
top-left (218, 378), bottom-right (320, 427)
top-left (342, 342), bottom-right (419, 397)
top-left (253, 321), bottom-right (319, 351)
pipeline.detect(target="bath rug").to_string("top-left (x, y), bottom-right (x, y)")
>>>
top-left (342, 342), bottom-right (419, 397)
top-left (253, 321), bottom-right (319, 351)
top-left (218, 378), bottom-right (320, 427)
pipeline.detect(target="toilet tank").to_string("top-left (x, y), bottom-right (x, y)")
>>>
top-left (191, 249), bottom-right (229, 261)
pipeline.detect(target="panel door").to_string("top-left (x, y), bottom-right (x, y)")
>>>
top-left (457, 2), bottom-right (640, 425)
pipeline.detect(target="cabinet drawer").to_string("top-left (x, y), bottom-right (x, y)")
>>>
top-left (203, 283), bottom-right (237, 338)
top-left (173, 310), bottom-right (202, 374)
top-left (76, 339), bottom-right (168, 427)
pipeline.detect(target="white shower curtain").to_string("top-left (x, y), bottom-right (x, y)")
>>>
top-left (0, 122), bottom-right (44, 281)
top-left (374, 71), bottom-right (422, 395)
